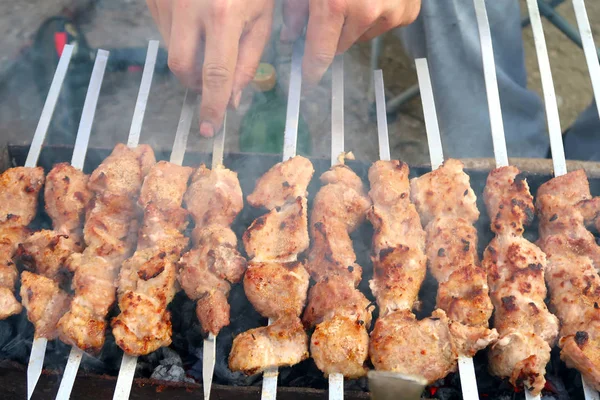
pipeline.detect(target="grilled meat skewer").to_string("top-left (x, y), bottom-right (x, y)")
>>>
top-left (536, 170), bottom-right (600, 391)
top-left (56, 143), bottom-right (155, 353)
top-left (229, 155), bottom-right (313, 375)
top-left (111, 161), bottom-right (193, 355)
top-left (482, 166), bottom-right (559, 395)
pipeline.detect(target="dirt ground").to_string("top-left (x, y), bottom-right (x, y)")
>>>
top-left (0, 0), bottom-right (598, 166)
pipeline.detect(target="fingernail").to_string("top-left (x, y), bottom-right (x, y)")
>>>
top-left (232, 91), bottom-right (242, 109)
top-left (280, 26), bottom-right (293, 42)
top-left (200, 121), bottom-right (214, 138)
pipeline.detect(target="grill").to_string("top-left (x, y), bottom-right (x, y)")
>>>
top-left (2, 0), bottom-right (600, 399)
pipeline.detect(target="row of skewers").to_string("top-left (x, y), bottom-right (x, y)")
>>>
top-left (4, 0), bottom-right (600, 399)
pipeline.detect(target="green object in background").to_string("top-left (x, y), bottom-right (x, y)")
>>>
top-left (239, 63), bottom-right (311, 155)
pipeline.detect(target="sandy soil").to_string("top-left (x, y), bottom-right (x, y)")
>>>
top-left (0, 0), bottom-right (598, 166)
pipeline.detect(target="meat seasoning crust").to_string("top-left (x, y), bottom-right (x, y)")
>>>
top-left (483, 166), bottom-right (559, 395)
top-left (536, 170), bottom-right (600, 391)
top-left (230, 156), bottom-right (313, 375)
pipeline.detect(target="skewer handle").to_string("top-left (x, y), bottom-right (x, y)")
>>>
top-left (373, 70), bottom-right (391, 161)
top-left (472, 0), bottom-right (508, 168)
top-left (283, 41), bottom-right (304, 161)
top-left (415, 58), bottom-right (443, 170)
top-left (212, 112), bottom-right (226, 168)
top-left (27, 338), bottom-right (47, 400)
top-left (71, 49), bottom-right (109, 170)
top-left (331, 56), bottom-right (344, 166)
top-left (113, 354), bottom-right (137, 400)
top-left (127, 40), bottom-right (159, 148)
top-left (203, 334), bottom-right (216, 400)
top-left (25, 44), bottom-right (74, 168)
top-left (170, 90), bottom-right (196, 166)
top-left (572, 0), bottom-right (600, 119)
top-left (525, 0), bottom-right (567, 177)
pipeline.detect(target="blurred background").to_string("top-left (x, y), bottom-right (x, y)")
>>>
top-left (0, 0), bottom-right (598, 166)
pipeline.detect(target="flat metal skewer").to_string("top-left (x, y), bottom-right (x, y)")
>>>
top-left (529, 1), bottom-right (599, 399)
top-left (25, 44), bottom-right (75, 400)
top-left (56, 40), bottom-right (158, 400)
top-left (261, 39), bottom-right (304, 400)
top-left (415, 57), bottom-right (480, 400)
top-left (328, 55), bottom-right (345, 400)
top-left (202, 110), bottom-right (227, 400)
top-left (113, 88), bottom-right (195, 400)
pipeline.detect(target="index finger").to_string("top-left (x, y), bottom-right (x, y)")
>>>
top-left (199, 15), bottom-right (244, 137)
top-left (302, 0), bottom-right (345, 84)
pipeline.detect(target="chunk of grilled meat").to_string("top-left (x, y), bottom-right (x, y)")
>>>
top-left (244, 261), bottom-right (309, 319)
top-left (368, 160), bottom-right (426, 316)
top-left (483, 167), bottom-right (559, 394)
top-left (303, 275), bottom-right (372, 329)
top-left (246, 156), bottom-right (314, 210)
top-left (370, 309), bottom-right (457, 383)
top-left (243, 196), bottom-right (309, 263)
top-left (179, 165), bottom-right (246, 336)
top-left (17, 230), bottom-right (80, 282)
top-left (0, 166), bottom-right (45, 320)
top-left (411, 159), bottom-right (496, 357)
top-left (410, 158), bottom-right (479, 226)
top-left (44, 163), bottom-right (92, 243)
top-left (536, 170), bottom-right (600, 391)
top-left (58, 144), bottom-right (155, 353)
top-left (20, 271), bottom-right (70, 339)
top-left (112, 162), bottom-right (192, 356)
top-left (229, 315), bottom-right (309, 375)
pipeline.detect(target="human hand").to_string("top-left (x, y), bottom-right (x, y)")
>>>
top-left (147, 0), bottom-right (275, 137)
top-left (281, 0), bottom-right (421, 84)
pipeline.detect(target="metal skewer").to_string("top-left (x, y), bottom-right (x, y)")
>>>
top-left (112, 88), bottom-right (195, 400)
top-left (55, 40), bottom-right (158, 400)
top-left (414, 57), bottom-right (479, 400)
top-left (260, 38), bottom-right (304, 400)
top-left (202, 110), bottom-right (227, 400)
top-left (25, 43), bottom-right (75, 400)
top-left (328, 55), bottom-right (345, 400)
top-left (527, 1), bottom-right (599, 399)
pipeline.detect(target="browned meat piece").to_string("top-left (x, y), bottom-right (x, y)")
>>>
top-left (0, 166), bottom-right (45, 228)
top-left (17, 230), bottom-right (80, 281)
top-left (139, 161), bottom-right (193, 210)
top-left (483, 166), bottom-right (534, 236)
top-left (310, 314), bottom-right (369, 378)
top-left (20, 271), bottom-right (70, 339)
top-left (306, 165), bottom-right (371, 284)
top-left (246, 156), bottom-right (314, 210)
top-left (196, 291), bottom-right (230, 335)
top-left (243, 261), bottom-right (309, 319)
top-left (58, 144), bottom-right (155, 353)
top-left (184, 164), bottom-right (243, 227)
top-left (303, 276), bottom-right (372, 328)
top-left (410, 159), bottom-right (479, 226)
top-left (243, 196), bottom-right (309, 262)
top-left (0, 226), bottom-right (29, 319)
top-left (229, 315), bottom-right (309, 375)
top-left (179, 224), bottom-right (246, 335)
top-left (368, 160), bottom-right (427, 316)
top-left (536, 170), bottom-right (600, 390)
top-left (88, 143), bottom-right (155, 197)
top-left (370, 309), bottom-right (457, 383)
top-left (112, 247), bottom-right (177, 355)
top-left (44, 163), bottom-right (92, 243)
top-left (136, 204), bottom-right (189, 254)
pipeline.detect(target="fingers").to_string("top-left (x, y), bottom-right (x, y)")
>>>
top-left (302, 0), bottom-right (345, 84)
top-left (149, 0), bottom-right (173, 44)
top-left (167, 2), bottom-right (204, 90)
top-left (232, 15), bottom-right (273, 108)
top-left (281, 0), bottom-right (309, 42)
top-left (199, 13), bottom-right (244, 137)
